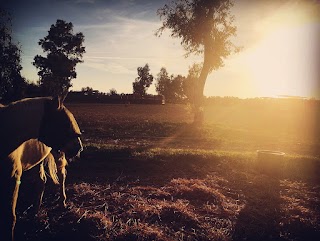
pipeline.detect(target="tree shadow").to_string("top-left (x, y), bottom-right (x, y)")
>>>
top-left (232, 172), bottom-right (282, 241)
top-left (232, 155), bottom-right (320, 241)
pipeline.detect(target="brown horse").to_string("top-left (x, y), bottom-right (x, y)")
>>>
top-left (0, 96), bottom-right (83, 241)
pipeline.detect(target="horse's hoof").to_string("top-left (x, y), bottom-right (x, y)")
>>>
top-left (65, 204), bottom-right (72, 211)
top-left (57, 201), bottom-right (70, 211)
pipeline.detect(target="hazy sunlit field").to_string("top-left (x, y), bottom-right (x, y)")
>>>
top-left (16, 99), bottom-right (320, 241)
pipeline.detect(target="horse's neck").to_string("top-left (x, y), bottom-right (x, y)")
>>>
top-left (0, 98), bottom-right (46, 156)
top-left (12, 98), bottom-right (46, 138)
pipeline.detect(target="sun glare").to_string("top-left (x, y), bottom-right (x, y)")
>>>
top-left (244, 2), bottom-right (319, 98)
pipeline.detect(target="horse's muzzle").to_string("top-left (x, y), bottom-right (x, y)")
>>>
top-left (63, 137), bottom-right (83, 159)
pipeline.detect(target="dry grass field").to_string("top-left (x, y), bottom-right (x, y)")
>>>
top-left (16, 99), bottom-right (320, 241)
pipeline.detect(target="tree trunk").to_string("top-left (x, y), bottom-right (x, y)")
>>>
top-left (193, 46), bottom-right (210, 125)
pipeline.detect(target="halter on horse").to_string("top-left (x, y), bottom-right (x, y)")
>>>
top-left (0, 96), bottom-right (83, 241)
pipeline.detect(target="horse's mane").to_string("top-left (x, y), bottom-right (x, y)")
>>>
top-left (0, 97), bottom-right (53, 120)
top-left (7, 97), bottom-right (51, 111)
top-left (41, 152), bottom-right (59, 184)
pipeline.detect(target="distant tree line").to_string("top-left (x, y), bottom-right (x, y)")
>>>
top-left (155, 64), bottom-right (202, 104)
top-left (67, 89), bottom-right (163, 104)
top-left (131, 62), bottom-right (201, 105)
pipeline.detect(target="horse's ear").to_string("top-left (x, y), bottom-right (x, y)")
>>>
top-left (60, 89), bottom-right (68, 104)
top-left (52, 96), bottom-right (63, 110)
top-left (52, 90), bottom-right (68, 109)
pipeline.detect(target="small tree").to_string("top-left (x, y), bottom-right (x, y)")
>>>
top-left (171, 75), bottom-right (186, 102)
top-left (132, 64), bottom-right (153, 97)
top-left (156, 67), bottom-right (185, 103)
top-left (108, 88), bottom-right (118, 96)
top-left (33, 19), bottom-right (85, 96)
top-left (183, 63), bottom-right (202, 105)
top-left (0, 9), bottom-right (26, 102)
top-left (155, 67), bottom-right (170, 96)
top-left (157, 0), bottom-right (240, 123)
top-left (81, 86), bottom-right (94, 95)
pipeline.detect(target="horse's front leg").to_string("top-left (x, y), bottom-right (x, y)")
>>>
top-left (54, 151), bottom-right (68, 208)
top-left (0, 169), bottom-right (22, 241)
top-left (57, 166), bottom-right (67, 208)
top-left (34, 162), bottom-right (46, 212)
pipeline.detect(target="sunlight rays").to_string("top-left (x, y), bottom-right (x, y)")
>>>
top-left (243, 1), bottom-right (320, 98)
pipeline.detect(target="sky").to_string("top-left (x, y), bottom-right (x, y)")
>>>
top-left (2, 0), bottom-right (320, 98)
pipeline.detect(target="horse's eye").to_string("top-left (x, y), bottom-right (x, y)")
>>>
top-left (68, 132), bottom-right (81, 138)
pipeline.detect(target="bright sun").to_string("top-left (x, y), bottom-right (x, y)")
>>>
top-left (244, 1), bottom-right (319, 98)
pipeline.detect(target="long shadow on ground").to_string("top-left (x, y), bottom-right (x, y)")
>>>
top-left (232, 173), bottom-right (281, 241)
top-left (230, 156), bottom-right (320, 241)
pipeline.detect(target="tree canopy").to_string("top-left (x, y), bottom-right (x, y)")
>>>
top-left (132, 64), bottom-right (154, 96)
top-left (0, 9), bottom-right (26, 102)
top-left (157, 0), bottom-right (239, 69)
top-left (33, 19), bottom-right (85, 96)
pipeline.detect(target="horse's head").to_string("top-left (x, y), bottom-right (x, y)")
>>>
top-left (39, 96), bottom-right (83, 158)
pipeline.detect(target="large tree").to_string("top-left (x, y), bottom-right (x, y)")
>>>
top-left (0, 9), bottom-right (26, 102)
top-left (33, 19), bottom-right (85, 96)
top-left (157, 0), bottom-right (240, 123)
top-left (132, 64), bottom-right (153, 97)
